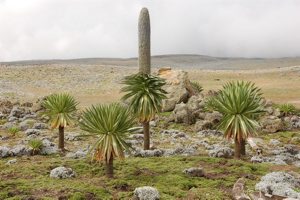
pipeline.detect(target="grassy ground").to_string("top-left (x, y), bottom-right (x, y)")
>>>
top-left (1, 154), bottom-right (299, 200)
top-left (0, 156), bottom-right (272, 200)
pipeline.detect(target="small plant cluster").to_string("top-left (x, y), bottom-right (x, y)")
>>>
top-left (28, 139), bottom-right (43, 155)
top-left (7, 126), bottom-right (20, 137)
top-left (191, 81), bottom-right (203, 94)
top-left (275, 103), bottom-right (298, 116)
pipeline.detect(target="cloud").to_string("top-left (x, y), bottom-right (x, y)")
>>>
top-left (0, 0), bottom-right (299, 61)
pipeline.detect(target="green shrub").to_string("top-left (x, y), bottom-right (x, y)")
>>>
top-left (276, 103), bottom-right (297, 116)
top-left (8, 126), bottom-right (20, 137)
top-left (28, 139), bottom-right (43, 155)
top-left (191, 81), bottom-right (203, 94)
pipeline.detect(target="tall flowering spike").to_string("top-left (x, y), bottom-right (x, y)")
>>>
top-left (138, 7), bottom-right (151, 74)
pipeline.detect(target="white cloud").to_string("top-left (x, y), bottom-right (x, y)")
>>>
top-left (0, 0), bottom-right (300, 61)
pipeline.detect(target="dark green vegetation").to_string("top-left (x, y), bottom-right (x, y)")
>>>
top-left (43, 93), bottom-right (79, 151)
top-left (121, 74), bottom-right (167, 150)
top-left (2, 155), bottom-right (296, 200)
top-left (206, 81), bottom-right (265, 159)
top-left (79, 103), bottom-right (136, 178)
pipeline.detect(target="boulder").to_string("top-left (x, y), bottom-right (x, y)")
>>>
top-left (19, 119), bottom-right (36, 131)
top-left (158, 68), bottom-right (195, 112)
top-left (32, 122), bottom-right (48, 130)
top-left (8, 106), bottom-right (25, 118)
top-left (183, 167), bottom-right (205, 177)
top-left (11, 145), bottom-right (29, 156)
top-left (208, 146), bottom-right (234, 158)
top-left (197, 130), bottom-right (223, 137)
top-left (65, 150), bottom-right (87, 159)
top-left (133, 186), bottom-right (160, 200)
top-left (194, 120), bottom-right (213, 132)
top-left (65, 133), bottom-right (81, 141)
top-left (255, 172), bottom-right (300, 199)
top-left (0, 146), bottom-right (11, 158)
top-left (134, 149), bottom-right (164, 157)
top-left (50, 167), bottom-right (76, 179)
top-left (40, 139), bottom-right (58, 155)
top-left (260, 116), bottom-right (284, 133)
top-left (25, 129), bottom-right (41, 136)
top-left (160, 129), bottom-right (187, 139)
top-left (172, 103), bottom-right (195, 124)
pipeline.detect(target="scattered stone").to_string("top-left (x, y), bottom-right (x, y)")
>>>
top-left (40, 139), bottom-right (58, 155)
top-left (66, 150), bottom-right (87, 159)
top-left (65, 133), bottom-right (81, 141)
top-left (183, 167), bottom-right (205, 177)
top-left (11, 145), bottom-right (29, 156)
top-left (208, 146), bottom-right (234, 158)
top-left (6, 159), bottom-right (17, 165)
top-left (197, 130), bottom-right (223, 137)
top-left (134, 149), bottom-right (164, 157)
top-left (255, 172), bottom-right (300, 199)
top-left (50, 167), bottom-right (76, 179)
top-left (133, 186), bottom-right (160, 200)
top-left (194, 120), bottom-right (212, 131)
top-left (25, 129), bottom-right (41, 136)
top-left (32, 122), bottom-right (48, 130)
top-left (269, 139), bottom-right (281, 146)
top-left (0, 146), bottom-right (11, 158)
top-left (19, 119), bottom-right (36, 131)
top-left (160, 129), bottom-right (187, 139)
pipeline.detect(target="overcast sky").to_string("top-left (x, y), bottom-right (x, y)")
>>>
top-left (0, 0), bottom-right (300, 61)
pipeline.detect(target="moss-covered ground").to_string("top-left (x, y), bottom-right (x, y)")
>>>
top-left (1, 154), bottom-right (299, 200)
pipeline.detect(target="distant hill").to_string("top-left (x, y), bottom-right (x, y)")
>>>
top-left (1, 54), bottom-right (300, 70)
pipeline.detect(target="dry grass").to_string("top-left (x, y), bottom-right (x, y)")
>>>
top-left (0, 64), bottom-right (299, 108)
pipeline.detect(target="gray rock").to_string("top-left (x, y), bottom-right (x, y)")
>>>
top-left (11, 145), bottom-right (29, 156)
top-left (0, 146), bottom-right (11, 157)
top-left (183, 167), bottom-right (205, 177)
top-left (133, 186), bottom-right (160, 200)
top-left (197, 130), bottom-right (223, 137)
top-left (65, 150), bottom-right (87, 159)
top-left (129, 134), bottom-right (144, 140)
top-left (19, 119), bottom-right (36, 131)
top-left (25, 129), bottom-right (41, 136)
top-left (8, 106), bottom-right (24, 118)
top-left (6, 159), bottom-right (17, 165)
top-left (209, 146), bottom-right (234, 158)
top-left (172, 103), bottom-right (195, 124)
top-left (50, 167), bottom-right (76, 179)
top-left (40, 139), bottom-right (58, 155)
top-left (2, 122), bottom-right (17, 129)
top-left (204, 111), bottom-right (222, 124)
top-left (8, 116), bottom-right (18, 122)
top-left (32, 122), bottom-right (48, 130)
top-left (160, 129), bottom-right (187, 139)
top-left (160, 69), bottom-right (195, 112)
top-left (260, 116), bottom-right (284, 133)
top-left (269, 139), bottom-right (281, 146)
top-left (65, 133), bottom-right (81, 141)
top-left (194, 120), bottom-right (212, 132)
top-left (251, 156), bottom-right (264, 163)
top-left (134, 149), bottom-right (164, 157)
top-left (255, 172), bottom-right (300, 199)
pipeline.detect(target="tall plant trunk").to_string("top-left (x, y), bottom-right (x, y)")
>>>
top-left (234, 138), bottom-right (241, 159)
top-left (58, 126), bottom-right (64, 151)
top-left (138, 8), bottom-right (151, 75)
top-left (143, 121), bottom-right (150, 150)
top-left (106, 154), bottom-right (114, 178)
top-left (240, 139), bottom-right (246, 156)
